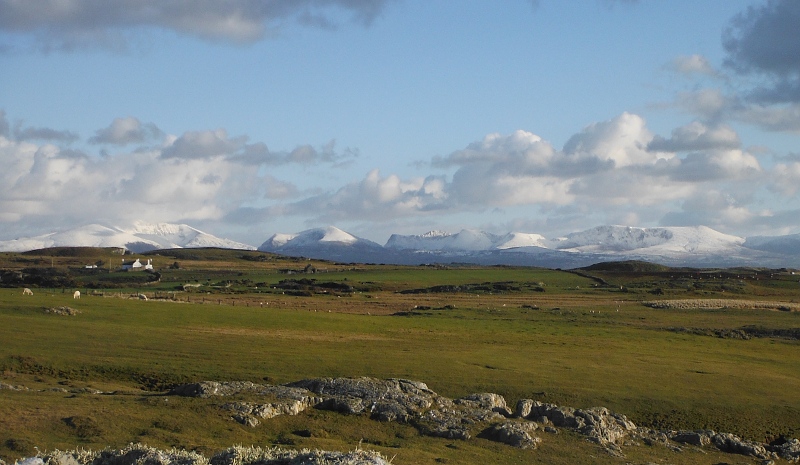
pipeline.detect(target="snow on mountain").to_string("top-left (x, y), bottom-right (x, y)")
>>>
top-left (0, 223), bottom-right (255, 252)
top-left (0, 224), bottom-right (151, 253)
top-left (495, 232), bottom-right (550, 250)
top-left (550, 225), bottom-right (744, 255)
top-left (258, 224), bottom-right (794, 267)
top-left (128, 222), bottom-right (254, 250)
top-left (4, 222), bottom-right (798, 267)
top-left (386, 229), bottom-right (548, 251)
top-left (259, 226), bottom-right (382, 252)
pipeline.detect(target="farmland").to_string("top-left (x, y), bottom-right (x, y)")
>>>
top-left (1, 248), bottom-right (799, 464)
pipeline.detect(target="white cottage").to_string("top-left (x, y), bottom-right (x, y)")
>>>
top-left (121, 258), bottom-right (154, 271)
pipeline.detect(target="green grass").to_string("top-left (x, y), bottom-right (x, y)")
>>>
top-left (1, 256), bottom-right (800, 464)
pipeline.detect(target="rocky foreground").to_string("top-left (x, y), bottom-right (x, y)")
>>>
top-left (7, 376), bottom-right (800, 464)
top-left (7, 444), bottom-right (389, 465)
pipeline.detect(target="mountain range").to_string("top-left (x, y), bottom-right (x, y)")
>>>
top-left (258, 225), bottom-right (800, 268)
top-left (2, 223), bottom-right (799, 268)
top-left (0, 222), bottom-right (254, 253)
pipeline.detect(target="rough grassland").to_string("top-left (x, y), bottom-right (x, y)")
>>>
top-left (1, 252), bottom-right (799, 464)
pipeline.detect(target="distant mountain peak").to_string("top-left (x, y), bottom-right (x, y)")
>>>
top-left (260, 226), bottom-right (382, 251)
top-left (421, 230), bottom-right (450, 238)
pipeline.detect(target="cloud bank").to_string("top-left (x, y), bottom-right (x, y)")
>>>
top-left (0, 0), bottom-right (395, 51)
top-left (0, 104), bottom-right (797, 243)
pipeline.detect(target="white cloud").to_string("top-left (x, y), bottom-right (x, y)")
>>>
top-left (89, 117), bottom-right (164, 145)
top-left (0, 131), bottom-right (300, 236)
top-left (669, 149), bottom-right (761, 182)
top-left (660, 190), bottom-right (758, 230)
top-left (286, 112), bottom-right (775, 231)
top-left (285, 169), bottom-right (449, 222)
top-left (161, 129), bottom-right (243, 160)
top-left (647, 121), bottom-right (740, 152)
top-left (771, 160), bottom-right (800, 196)
top-left (563, 112), bottom-right (663, 167)
top-left (0, 109), bottom-right (796, 242)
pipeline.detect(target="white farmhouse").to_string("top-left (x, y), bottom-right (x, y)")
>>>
top-left (121, 258), bottom-right (154, 271)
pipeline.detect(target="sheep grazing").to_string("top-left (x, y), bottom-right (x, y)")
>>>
top-left (23, 288), bottom-right (33, 296)
top-left (138, 293), bottom-right (148, 301)
top-left (73, 290), bottom-right (81, 299)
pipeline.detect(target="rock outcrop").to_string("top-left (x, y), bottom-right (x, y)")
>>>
top-left (167, 376), bottom-right (800, 462)
top-left (478, 421), bottom-right (541, 449)
top-left (16, 443), bottom-right (389, 465)
top-left (169, 381), bottom-right (322, 426)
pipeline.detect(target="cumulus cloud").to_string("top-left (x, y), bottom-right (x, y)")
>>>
top-left (660, 190), bottom-right (759, 231)
top-left (0, 0), bottom-right (394, 51)
top-left (161, 129), bottom-right (244, 160)
top-left (0, 112), bottom-right (366, 240)
top-left (89, 117), bottom-right (164, 145)
top-left (285, 169), bottom-right (448, 222)
top-left (292, 113), bottom-right (769, 228)
top-left (771, 160), bottom-right (800, 196)
top-left (647, 121), bottom-right (740, 152)
top-left (563, 112), bottom-right (663, 167)
top-left (0, 109), bottom-right (794, 242)
top-left (0, 132), bottom-right (300, 234)
top-left (668, 149), bottom-right (761, 182)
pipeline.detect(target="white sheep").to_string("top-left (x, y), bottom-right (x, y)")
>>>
top-left (23, 288), bottom-right (33, 295)
top-left (73, 290), bottom-right (80, 299)
top-left (138, 293), bottom-right (148, 301)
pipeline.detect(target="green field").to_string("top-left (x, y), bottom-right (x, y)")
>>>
top-left (1, 249), bottom-right (799, 464)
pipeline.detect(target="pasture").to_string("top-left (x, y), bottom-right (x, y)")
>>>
top-left (1, 248), bottom-right (799, 464)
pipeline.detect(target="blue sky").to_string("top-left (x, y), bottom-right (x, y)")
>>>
top-left (2, 0), bottom-right (799, 246)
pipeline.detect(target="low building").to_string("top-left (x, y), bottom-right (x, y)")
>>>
top-left (121, 258), bottom-right (154, 271)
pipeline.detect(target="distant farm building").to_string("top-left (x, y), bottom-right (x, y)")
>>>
top-left (121, 258), bottom-right (154, 271)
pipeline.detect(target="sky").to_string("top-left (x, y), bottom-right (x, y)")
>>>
top-left (1, 0), bottom-right (800, 247)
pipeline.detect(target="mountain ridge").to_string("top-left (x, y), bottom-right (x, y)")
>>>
top-left (261, 224), bottom-right (797, 268)
top-left (2, 223), bottom-right (798, 268)
top-left (0, 223), bottom-right (255, 253)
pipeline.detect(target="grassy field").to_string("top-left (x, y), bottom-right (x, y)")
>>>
top-left (1, 249), bottom-right (799, 464)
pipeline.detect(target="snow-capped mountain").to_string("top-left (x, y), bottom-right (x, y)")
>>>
top-left (549, 225), bottom-right (744, 254)
top-left (262, 225), bottom-right (797, 268)
top-left (386, 229), bottom-right (549, 251)
top-left (260, 226), bottom-right (368, 249)
top-left (3, 222), bottom-right (798, 268)
top-left (259, 226), bottom-right (387, 263)
top-left (0, 223), bottom-right (255, 253)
